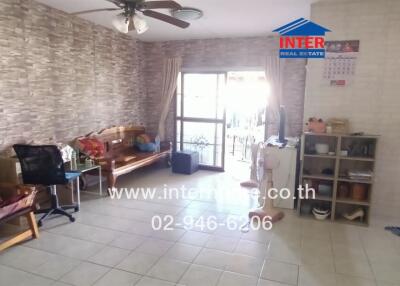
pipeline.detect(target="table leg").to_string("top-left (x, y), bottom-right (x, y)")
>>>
top-left (76, 177), bottom-right (80, 211)
top-left (70, 181), bottom-right (75, 204)
top-left (98, 166), bottom-right (103, 196)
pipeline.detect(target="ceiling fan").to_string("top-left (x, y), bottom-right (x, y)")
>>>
top-left (71, 0), bottom-right (190, 34)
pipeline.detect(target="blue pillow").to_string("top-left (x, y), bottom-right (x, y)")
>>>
top-left (136, 142), bottom-right (156, 152)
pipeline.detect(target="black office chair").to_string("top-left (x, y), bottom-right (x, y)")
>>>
top-left (13, 144), bottom-right (81, 227)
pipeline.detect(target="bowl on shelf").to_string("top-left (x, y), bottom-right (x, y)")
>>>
top-left (300, 201), bottom-right (313, 215)
top-left (312, 208), bottom-right (331, 220)
top-left (318, 183), bottom-right (333, 197)
top-left (315, 143), bottom-right (329, 155)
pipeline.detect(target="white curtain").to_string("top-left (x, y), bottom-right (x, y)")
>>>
top-left (158, 57), bottom-right (182, 141)
top-left (265, 55), bottom-right (284, 121)
top-left (265, 55), bottom-right (287, 135)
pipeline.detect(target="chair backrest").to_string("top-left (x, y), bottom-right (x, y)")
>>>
top-left (13, 144), bottom-right (68, 186)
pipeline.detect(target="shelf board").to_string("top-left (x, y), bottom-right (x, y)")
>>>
top-left (341, 134), bottom-right (379, 139)
top-left (304, 154), bottom-right (336, 159)
top-left (340, 156), bottom-right (375, 162)
top-left (303, 174), bottom-right (335, 181)
top-left (335, 217), bottom-right (368, 227)
top-left (299, 213), bottom-right (332, 222)
top-left (338, 177), bottom-right (373, 184)
top-left (301, 194), bottom-right (332, 202)
top-left (336, 198), bottom-right (370, 206)
top-left (304, 132), bottom-right (339, 137)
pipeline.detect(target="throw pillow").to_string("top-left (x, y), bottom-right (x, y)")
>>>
top-left (77, 137), bottom-right (105, 159)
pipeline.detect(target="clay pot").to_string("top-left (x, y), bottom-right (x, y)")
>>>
top-left (338, 183), bottom-right (350, 198)
top-left (351, 184), bottom-right (367, 201)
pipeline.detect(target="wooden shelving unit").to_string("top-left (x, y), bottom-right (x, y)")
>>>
top-left (297, 132), bottom-right (378, 226)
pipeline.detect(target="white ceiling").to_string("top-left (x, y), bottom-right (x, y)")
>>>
top-left (35, 0), bottom-right (316, 42)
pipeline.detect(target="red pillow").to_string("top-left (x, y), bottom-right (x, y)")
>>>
top-left (77, 138), bottom-right (105, 159)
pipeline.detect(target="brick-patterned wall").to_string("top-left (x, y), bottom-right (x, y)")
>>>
top-left (143, 37), bottom-right (307, 142)
top-left (0, 0), bottom-right (146, 153)
top-left (305, 0), bottom-right (400, 219)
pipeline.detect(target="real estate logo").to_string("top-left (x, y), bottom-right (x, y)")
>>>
top-left (273, 18), bottom-right (331, 59)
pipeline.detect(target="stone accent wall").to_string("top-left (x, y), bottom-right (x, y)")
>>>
top-left (0, 0), bottom-right (146, 152)
top-left (142, 37), bottom-right (307, 141)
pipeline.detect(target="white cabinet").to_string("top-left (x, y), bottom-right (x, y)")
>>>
top-left (265, 137), bottom-right (298, 209)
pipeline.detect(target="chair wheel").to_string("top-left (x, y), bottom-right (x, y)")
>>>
top-left (74, 206), bottom-right (79, 212)
top-left (70, 217), bottom-right (76, 223)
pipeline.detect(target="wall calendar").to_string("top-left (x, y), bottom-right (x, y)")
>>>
top-left (323, 40), bottom-right (360, 86)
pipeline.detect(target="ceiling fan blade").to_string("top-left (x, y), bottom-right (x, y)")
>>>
top-left (105, 0), bottom-right (124, 8)
top-left (128, 17), bottom-right (135, 32)
top-left (138, 1), bottom-right (182, 10)
top-left (71, 8), bottom-right (121, 15)
top-left (142, 10), bottom-right (190, 28)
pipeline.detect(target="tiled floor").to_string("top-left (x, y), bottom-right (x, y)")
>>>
top-left (0, 165), bottom-right (399, 286)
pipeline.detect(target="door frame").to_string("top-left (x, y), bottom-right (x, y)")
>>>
top-left (174, 71), bottom-right (227, 172)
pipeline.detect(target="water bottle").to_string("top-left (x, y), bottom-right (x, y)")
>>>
top-left (71, 149), bottom-right (77, 170)
top-left (155, 135), bottom-right (161, 153)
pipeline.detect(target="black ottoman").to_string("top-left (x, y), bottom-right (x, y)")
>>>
top-left (172, 151), bottom-right (199, 174)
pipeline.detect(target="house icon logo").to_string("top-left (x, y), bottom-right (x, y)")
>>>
top-left (273, 18), bottom-right (331, 58)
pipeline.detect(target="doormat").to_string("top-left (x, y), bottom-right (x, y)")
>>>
top-left (385, 226), bottom-right (400, 237)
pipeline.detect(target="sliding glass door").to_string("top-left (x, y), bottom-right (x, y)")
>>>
top-left (176, 72), bottom-right (226, 171)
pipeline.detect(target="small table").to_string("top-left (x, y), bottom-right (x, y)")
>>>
top-left (72, 164), bottom-right (103, 209)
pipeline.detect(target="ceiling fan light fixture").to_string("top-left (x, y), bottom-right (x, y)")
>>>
top-left (171, 7), bottom-right (203, 21)
top-left (112, 13), bottom-right (129, 33)
top-left (133, 14), bottom-right (149, 34)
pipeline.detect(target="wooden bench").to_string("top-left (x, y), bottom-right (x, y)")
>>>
top-left (0, 185), bottom-right (39, 251)
top-left (81, 126), bottom-right (171, 192)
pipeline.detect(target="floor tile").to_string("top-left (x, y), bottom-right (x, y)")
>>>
top-left (265, 240), bottom-right (301, 265)
top-left (335, 274), bottom-right (377, 286)
top-left (19, 272), bottom-right (55, 286)
top-left (0, 246), bottom-right (55, 272)
top-left (241, 229), bottom-right (273, 243)
top-left (51, 282), bottom-right (74, 286)
top-left (164, 243), bottom-right (202, 262)
top-left (93, 269), bottom-right (141, 286)
top-left (87, 246), bottom-right (131, 267)
top-left (2, 169), bottom-right (399, 286)
top-left (60, 262), bottom-right (110, 286)
top-left (178, 264), bottom-right (222, 286)
top-left (194, 248), bottom-right (232, 269)
top-left (32, 254), bottom-right (80, 280)
top-left (334, 256), bottom-right (374, 279)
top-left (217, 271), bottom-right (258, 286)
top-left (179, 231), bottom-right (211, 246)
top-left (234, 239), bottom-right (267, 258)
top-left (57, 238), bottom-right (105, 260)
top-left (257, 279), bottom-right (292, 286)
top-left (116, 251), bottom-right (159, 275)
top-left (226, 254), bottom-right (263, 277)
top-left (298, 266), bottom-right (336, 286)
top-left (136, 238), bottom-right (174, 256)
top-left (371, 261), bottom-right (400, 284)
top-left (205, 234), bottom-right (239, 252)
top-left (300, 243), bottom-right (335, 272)
top-left (150, 228), bottom-right (186, 242)
top-left (146, 258), bottom-right (189, 282)
top-left (0, 264), bottom-right (39, 285)
top-left (109, 233), bottom-right (146, 250)
top-left (136, 277), bottom-right (175, 286)
top-left (261, 259), bottom-right (298, 286)
top-left (48, 222), bottom-right (119, 244)
top-left (332, 242), bottom-right (368, 261)
top-left (126, 220), bottom-right (156, 236)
